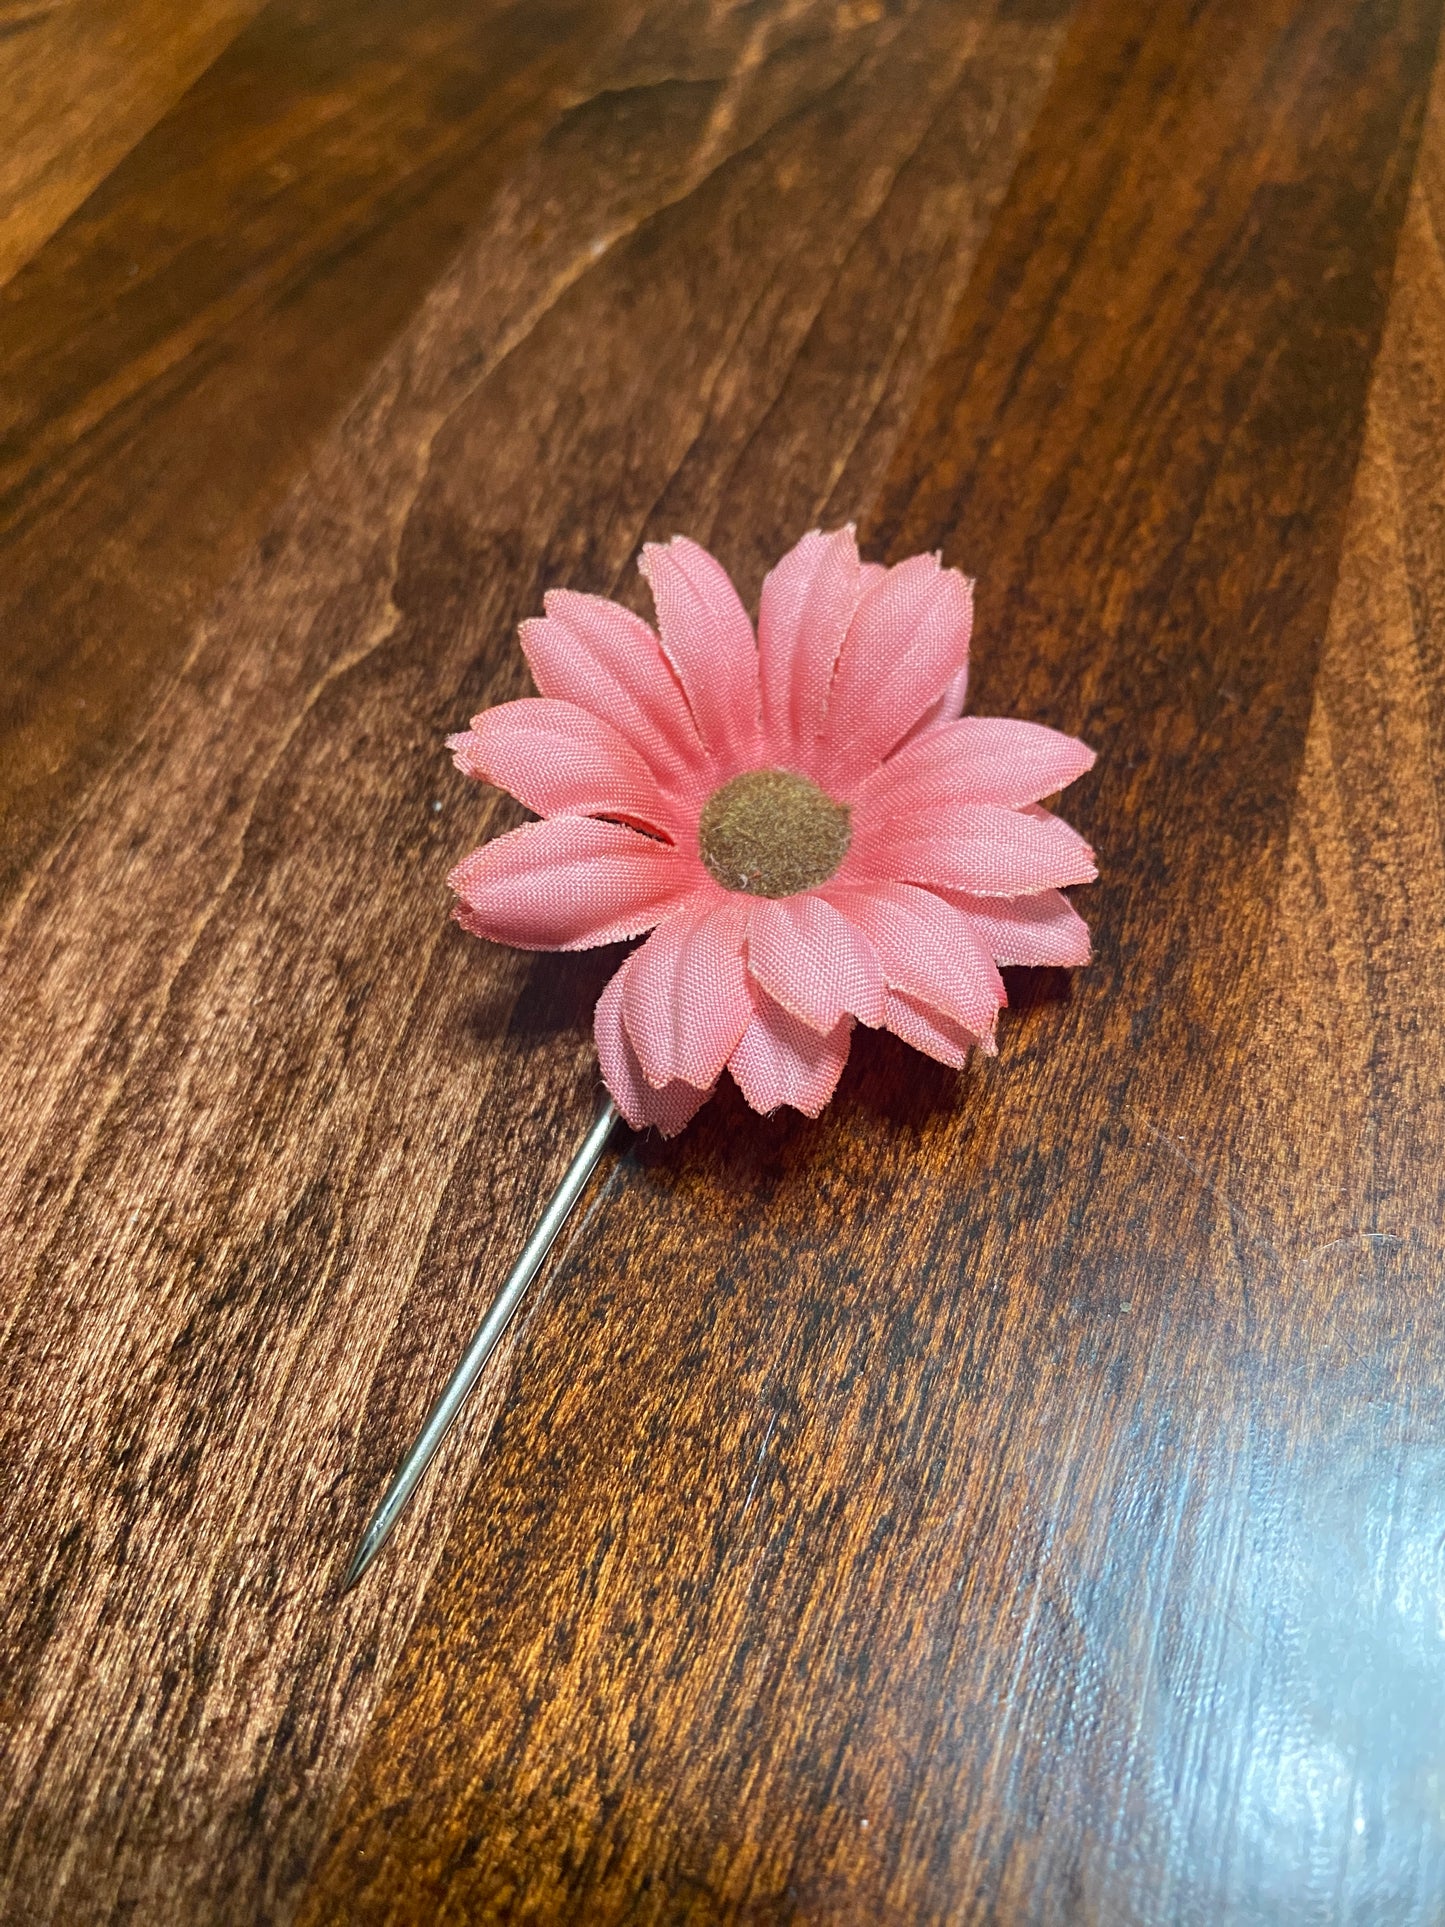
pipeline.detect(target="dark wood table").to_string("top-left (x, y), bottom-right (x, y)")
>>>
top-left (4, 0), bottom-right (1445, 1920)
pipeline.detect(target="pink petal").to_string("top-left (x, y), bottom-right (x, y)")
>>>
top-left (449, 819), bottom-right (683, 951)
top-left (638, 537), bottom-right (760, 760)
top-left (825, 881), bottom-right (1005, 1043)
top-left (520, 590), bottom-right (710, 793)
top-left (820, 554), bottom-right (973, 778)
top-left (896, 664), bottom-right (970, 750)
top-left (864, 717), bottom-right (1096, 814)
top-left (746, 893), bottom-right (885, 1032)
top-left (852, 802), bottom-right (1096, 896)
top-left (448, 700), bottom-right (680, 834)
top-left (595, 960), bottom-right (712, 1135)
top-left (881, 991), bottom-right (977, 1068)
top-left (757, 527), bottom-right (861, 754)
top-left (944, 888), bottom-right (1092, 968)
top-left (728, 992), bottom-right (851, 1118)
top-left (621, 897), bottom-right (754, 1090)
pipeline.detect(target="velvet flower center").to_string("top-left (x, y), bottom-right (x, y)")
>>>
top-left (697, 767), bottom-right (852, 898)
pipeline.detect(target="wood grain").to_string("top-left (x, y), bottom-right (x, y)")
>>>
top-left (0, 1), bottom-right (1078, 1920)
top-left (290, 0), bottom-right (1445, 1921)
top-left (1203, 59), bottom-right (1445, 1915)
top-left (0, 0), bottom-right (624, 908)
top-left (0, 0), bottom-right (264, 289)
top-left (6, 0), bottom-right (1445, 1919)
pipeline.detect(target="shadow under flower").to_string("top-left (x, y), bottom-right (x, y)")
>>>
top-left (460, 950), bottom-right (1072, 1199)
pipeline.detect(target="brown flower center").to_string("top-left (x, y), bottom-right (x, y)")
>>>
top-left (697, 768), bottom-right (852, 898)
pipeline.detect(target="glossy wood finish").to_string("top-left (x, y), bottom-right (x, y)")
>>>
top-left (0, 0), bottom-right (619, 902)
top-left (0, 0), bottom-right (263, 289)
top-left (3, 1), bottom-right (1445, 1921)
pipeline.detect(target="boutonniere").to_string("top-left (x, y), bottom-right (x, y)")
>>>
top-left (345, 528), bottom-right (1096, 1586)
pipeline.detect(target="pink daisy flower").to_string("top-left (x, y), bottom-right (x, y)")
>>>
top-left (447, 528), bottom-right (1096, 1135)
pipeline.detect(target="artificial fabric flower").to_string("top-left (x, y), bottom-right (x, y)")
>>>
top-left (446, 528), bottom-right (1096, 1134)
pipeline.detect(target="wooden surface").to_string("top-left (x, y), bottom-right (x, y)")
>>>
top-left (3, 0), bottom-right (1445, 1920)
top-left (0, 0), bottom-right (265, 290)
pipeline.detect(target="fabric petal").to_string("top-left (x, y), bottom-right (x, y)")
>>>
top-left (639, 537), bottom-right (760, 759)
top-left (826, 881), bottom-right (1005, 1046)
top-left (595, 959), bottom-right (712, 1135)
top-left (851, 801), bottom-right (1096, 896)
top-left (896, 664), bottom-right (970, 750)
top-left (448, 819), bottom-right (683, 951)
top-left (757, 526), bottom-right (861, 754)
top-left (448, 699), bottom-right (680, 833)
top-left (621, 897), bottom-right (753, 1090)
top-left (820, 553), bottom-right (973, 778)
top-left (520, 590), bottom-right (710, 793)
top-left (728, 992), bottom-right (851, 1118)
top-left (944, 888), bottom-right (1092, 967)
top-left (881, 991), bottom-right (976, 1068)
top-left (863, 717), bottom-right (1096, 815)
top-left (746, 893), bottom-right (885, 1032)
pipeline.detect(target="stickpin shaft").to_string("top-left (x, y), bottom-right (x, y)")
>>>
top-left (342, 1097), bottom-right (622, 1591)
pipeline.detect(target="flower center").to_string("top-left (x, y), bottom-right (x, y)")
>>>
top-left (697, 768), bottom-right (852, 898)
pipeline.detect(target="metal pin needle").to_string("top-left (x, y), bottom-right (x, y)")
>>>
top-left (342, 1097), bottom-right (622, 1591)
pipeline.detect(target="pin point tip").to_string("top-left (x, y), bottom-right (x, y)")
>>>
top-left (340, 1535), bottom-right (378, 1595)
